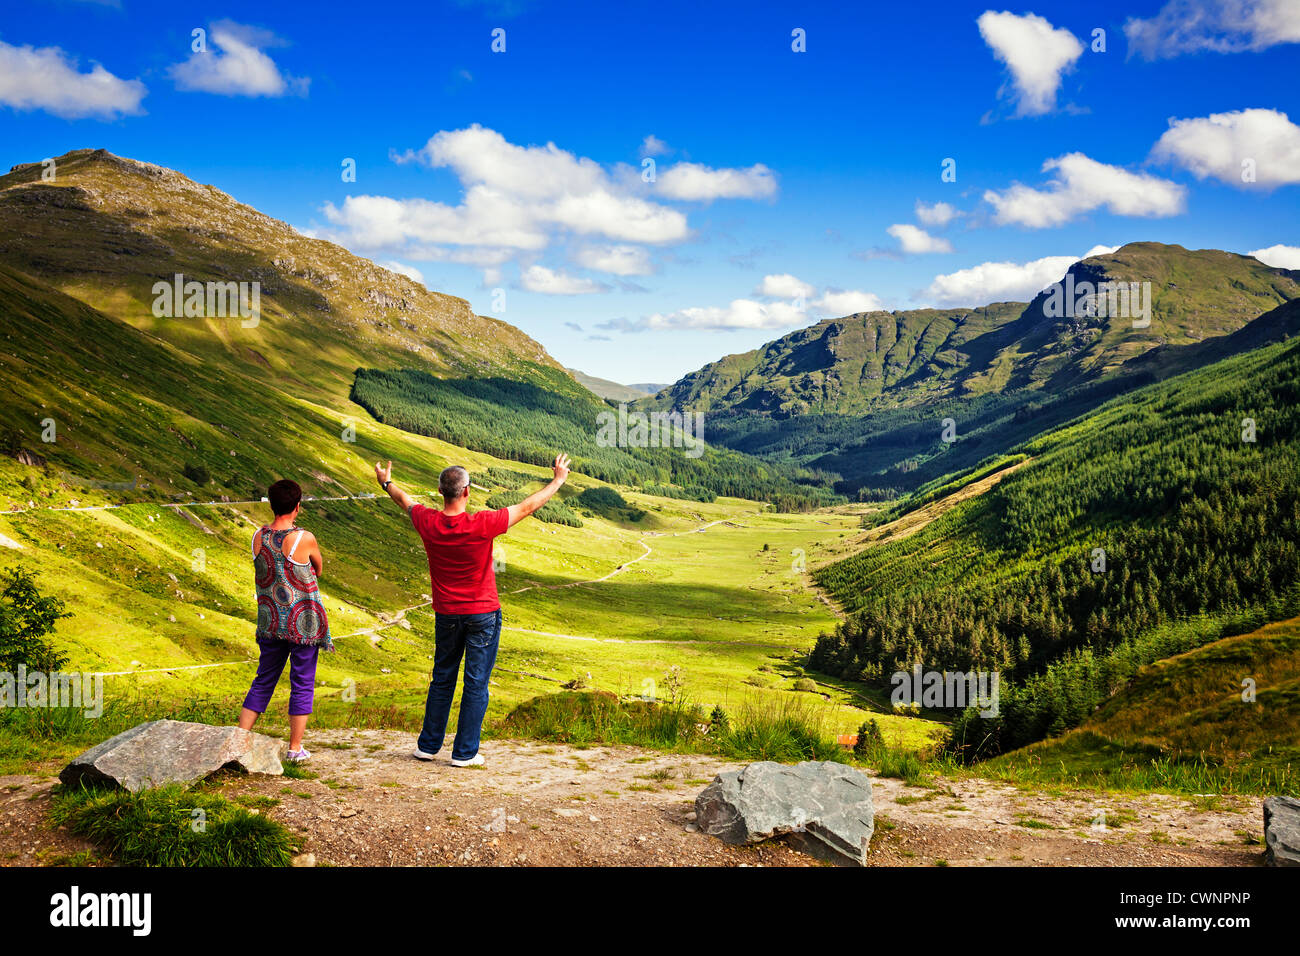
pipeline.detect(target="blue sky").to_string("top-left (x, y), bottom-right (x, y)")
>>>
top-left (2, 0), bottom-right (1298, 383)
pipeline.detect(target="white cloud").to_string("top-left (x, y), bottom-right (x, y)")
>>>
top-left (622, 298), bottom-right (808, 331)
top-left (0, 39), bottom-right (145, 119)
top-left (640, 134), bottom-right (671, 156)
top-left (1248, 244), bottom-right (1300, 269)
top-left (655, 162), bottom-right (778, 201)
top-left (518, 265), bottom-right (608, 295)
top-left (915, 200), bottom-right (961, 228)
top-left (1125, 0), bottom-right (1300, 59)
top-left (326, 125), bottom-right (690, 262)
top-left (615, 280), bottom-right (884, 332)
top-left (977, 10), bottom-right (1083, 116)
top-left (378, 260), bottom-right (425, 285)
top-left (813, 290), bottom-right (885, 316)
top-left (324, 126), bottom-right (775, 277)
top-left (887, 223), bottom-right (955, 254)
top-left (323, 193), bottom-right (548, 252)
top-left (757, 273), bottom-right (815, 299)
top-left (924, 245), bottom-right (1118, 306)
top-left (1151, 108), bottom-right (1300, 187)
top-left (984, 152), bottom-right (1187, 227)
top-left (170, 20), bottom-right (308, 97)
top-left (573, 244), bottom-right (653, 276)
top-left (1082, 244), bottom-right (1123, 258)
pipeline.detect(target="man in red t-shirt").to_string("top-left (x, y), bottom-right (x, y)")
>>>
top-left (375, 454), bottom-right (570, 766)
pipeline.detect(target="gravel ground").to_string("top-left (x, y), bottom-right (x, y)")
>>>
top-left (0, 729), bottom-right (1266, 867)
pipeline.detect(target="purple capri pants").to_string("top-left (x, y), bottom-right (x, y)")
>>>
top-left (242, 638), bottom-right (319, 716)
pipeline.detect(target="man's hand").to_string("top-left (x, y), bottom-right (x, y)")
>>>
top-left (375, 461), bottom-right (416, 513)
top-left (508, 452), bottom-right (571, 529)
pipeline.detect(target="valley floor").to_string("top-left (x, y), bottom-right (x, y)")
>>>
top-left (1, 729), bottom-right (1263, 868)
top-left (0, 489), bottom-right (942, 752)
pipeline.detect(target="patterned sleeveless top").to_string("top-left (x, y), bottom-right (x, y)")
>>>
top-left (253, 526), bottom-right (333, 651)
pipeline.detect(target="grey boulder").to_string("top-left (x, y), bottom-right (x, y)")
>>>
top-left (1264, 795), bottom-right (1300, 866)
top-left (61, 719), bottom-right (283, 792)
top-left (695, 760), bottom-right (874, 866)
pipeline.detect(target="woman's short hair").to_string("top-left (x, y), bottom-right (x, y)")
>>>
top-left (268, 479), bottom-right (302, 516)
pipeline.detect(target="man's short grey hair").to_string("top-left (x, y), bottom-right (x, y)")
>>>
top-left (439, 465), bottom-right (469, 499)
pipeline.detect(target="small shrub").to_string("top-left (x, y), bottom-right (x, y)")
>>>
top-left (51, 783), bottom-right (297, 866)
top-left (793, 677), bottom-right (818, 693)
top-left (853, 719), bottom-right (883, 758)
top-left (181, 462), bottom-right (210, 486)
top-left (0, 568), bottom-right (70, 673)
top-left (708, 705), bottom-right (731, 734)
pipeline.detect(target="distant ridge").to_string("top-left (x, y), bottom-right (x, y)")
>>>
top-left (641, 241), bottom-right (1300, 493)
top-left (567, 368), bottom-right (664, 402)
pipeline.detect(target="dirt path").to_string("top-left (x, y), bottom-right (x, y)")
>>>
top-left (3, 732), bottom-right (1262, 867)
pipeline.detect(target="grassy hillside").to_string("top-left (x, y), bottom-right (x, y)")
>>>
top-left (0, 148), bottom-right (559, 409)
top-left (980, 617), bottom-right (1300, 795)
top-left (808, 335), bottom-right (1300, 754)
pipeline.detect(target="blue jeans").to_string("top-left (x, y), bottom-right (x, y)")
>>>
top-left (417, 609), bottom-right (501, 761)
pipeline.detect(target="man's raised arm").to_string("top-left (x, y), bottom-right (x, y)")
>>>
top-left (506, 454), bottom-right (570, 528)
top-left (375, 460), bottom-right (417, 513)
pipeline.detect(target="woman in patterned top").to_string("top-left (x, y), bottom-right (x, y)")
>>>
top-left (236, 479), bottom-right (333, 762)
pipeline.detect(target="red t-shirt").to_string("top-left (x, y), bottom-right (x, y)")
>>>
top-left (410, 504), bottom-right (510, 614)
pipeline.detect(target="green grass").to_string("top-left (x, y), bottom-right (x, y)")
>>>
top-left (0, 483), bottom-right (938, 775)
top-left (499, 690), bottom-right (848, 764)
top-left (50, 782), bottom-right (297, 866)
top-left (968, 618), bottom-right (1300, 797)
top-left (979, 731), bottom-right (1297, 797)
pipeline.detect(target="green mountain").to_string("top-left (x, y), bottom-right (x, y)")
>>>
top-left (644, 243), bottom-right (1300, 494)
top-left (0, 148), bottom-right (560, 413)
top-left (0, 148), bottom-right (832, 510)
top-left (809, 333), bottom-right (1300, 756)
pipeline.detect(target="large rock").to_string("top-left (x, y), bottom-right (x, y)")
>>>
top-left (695, 760), bottom-right (874, 866)
top-left (60, 719), bottom-right (283, 792)
top-left (1264, 795), bottom-right (1300, 866)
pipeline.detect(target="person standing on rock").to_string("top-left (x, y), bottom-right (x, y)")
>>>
top-left (238, 478), bottom-right (334, 763)
top-left (375, 455), bottom-right (570, 767)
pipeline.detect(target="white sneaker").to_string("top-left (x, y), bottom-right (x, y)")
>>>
top-left (286, 748), bottom-right (311, 763)
top-left (413, 748), bottom-right (437, 761)
top-left (450, 753), bottom-right (484, 768)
